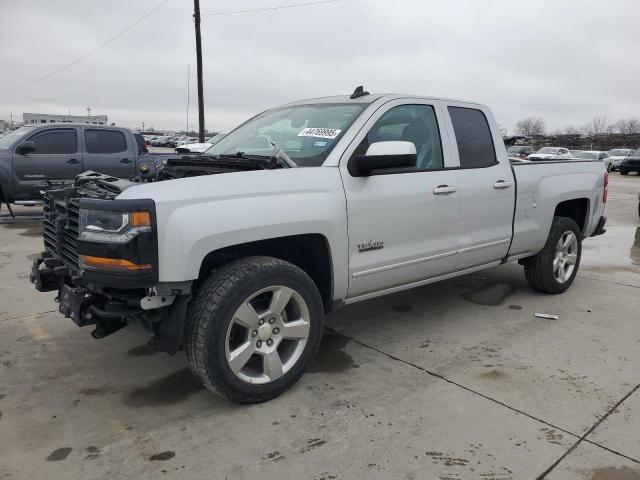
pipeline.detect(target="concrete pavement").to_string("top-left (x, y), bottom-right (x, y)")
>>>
top-left (1, 173), bottom-right (639, 479)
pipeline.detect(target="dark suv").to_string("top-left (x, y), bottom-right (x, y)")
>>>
top-left (507, 145), bottom-right (533, 159)
top-left (620, 149), bottom-right (640, 175)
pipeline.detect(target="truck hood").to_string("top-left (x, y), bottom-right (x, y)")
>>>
top-left (116, 166), bottom-right (340, 205)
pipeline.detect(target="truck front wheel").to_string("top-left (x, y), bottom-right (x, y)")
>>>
top-left (523, 216), bottom-right (582, 294)
top-left (184, 256), bottom-right (324, 403)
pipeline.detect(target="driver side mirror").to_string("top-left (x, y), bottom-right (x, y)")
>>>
top-left (15, 141), bottom-right (36, 155)
top-left (350, 141), bottom-right (417, 177)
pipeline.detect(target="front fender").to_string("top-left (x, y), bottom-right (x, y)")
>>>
top-left (121, 168), bottom-right (349, 300)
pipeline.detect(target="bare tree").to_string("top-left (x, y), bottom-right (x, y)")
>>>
top-left (614, 117), bottom-right (640, 135)
top-left (581, 115), bottom-right (611, 136)
top-left (564, 125), bottom-right (580, 135)
top-left (515, 117), bottom-right (546, 136)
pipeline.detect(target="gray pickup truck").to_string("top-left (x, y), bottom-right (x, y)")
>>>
top-left (0, 124), bottom-right (169, 205)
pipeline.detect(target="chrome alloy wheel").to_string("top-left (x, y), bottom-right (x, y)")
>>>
top-left (553, 231), bottom-right (578, 283)
top-left (224, 286), bottom-right (311, 384)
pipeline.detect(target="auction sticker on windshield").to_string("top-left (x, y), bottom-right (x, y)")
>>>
top-left (298, 128), bottom-right (341, 139)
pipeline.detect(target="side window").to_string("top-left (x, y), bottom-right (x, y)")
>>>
top-left (85, 129), bottom-right (128, 154)
top-left (134, 133), bottom-right (148, 153)
top-left (28, 129), bottom-right (77, 154)
top-left (355, 104), bottom-right (444, 170)
top-left (448, 107), bottom-right (497, 168)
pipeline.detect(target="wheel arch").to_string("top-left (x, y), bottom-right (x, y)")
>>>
top-left (553, 198), bottom-right (590, 235)
top-left (197, 233), bottom-right (335, 312)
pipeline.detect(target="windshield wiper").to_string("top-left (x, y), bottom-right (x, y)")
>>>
top-left (269, 142), bottom-right (297, 168)
top-left (205, 147), bottom-right (297, 169)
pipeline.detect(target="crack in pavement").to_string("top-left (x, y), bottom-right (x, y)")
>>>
top-left (578, 275), bottom-right (640, 289)
top-left (537, 384), bottom-right (640, 479)
top-left (326, 328), bottom-right (640, 475)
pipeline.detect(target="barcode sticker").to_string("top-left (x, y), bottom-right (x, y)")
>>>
top-left (298, 128), bottom-right (341, 139)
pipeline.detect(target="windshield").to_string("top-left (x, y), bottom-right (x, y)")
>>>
top-left (206, 133), bottom-right (226, 145)
top-left (536, 147), bottom-right (558, 154)
top-left (608, 149), bottom-right (629, 156)
top-left (205, 104), bottom-right (366, 166)
top-left (574, 151), bottom-right (598, 159)
top-left (0, 126), bottom-right (36, 148)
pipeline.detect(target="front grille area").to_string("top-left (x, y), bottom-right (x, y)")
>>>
top-left (43, 193), bottom-right (80, 270)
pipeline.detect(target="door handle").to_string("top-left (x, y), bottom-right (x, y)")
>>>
top-left (433, 185), bottom-right (457, 195)
top-left (120, 158), bottom-right (132, 164)
top-left (493, 180), bottom-right (513, 189)
top-left (66, 158), bottom-right (80, 164)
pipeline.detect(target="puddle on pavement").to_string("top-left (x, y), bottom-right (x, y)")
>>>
top-left (462, 283), bottom-right (515, 306)
top-left (581, 226), bottom-right (640, 275)
top-left (590, 466), bottom-right (640, 480)
top-left (123, 368), bottom-right (205, 407)
top-left (307, 331), bottom-right (359, 373)
top-left (1, 221), bottom-right (42, 237)
top-left (46, 447), bottom-right (73, 461)
top-left (631, 227), bottom-right (640, 266)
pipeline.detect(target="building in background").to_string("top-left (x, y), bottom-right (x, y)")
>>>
top-left (23, 113), bottom-right (108, 125)
top-left (0, 120), bottom-right (7, 133)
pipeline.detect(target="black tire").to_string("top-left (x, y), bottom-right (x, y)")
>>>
top-left (184, 256), bottom-right (324, 403)
top-left (607, 163), bottom-right (612, 172)
top-left (523, 216), bottom-right (582, 294)
top-left (620, 169), bottom-right (628, 176)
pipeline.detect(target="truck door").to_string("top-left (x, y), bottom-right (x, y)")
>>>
top-left (82, 128), bottom-right (136, 178)
top-left (12, 127), bottom-right (82, 200)
top-left (340, 100), bottom-right (461, 299)
top-left (444, 104), bottom-right (515, 267)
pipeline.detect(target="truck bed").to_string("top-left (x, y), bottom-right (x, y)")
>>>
top-left (508, 159), bottom-right (606, 260)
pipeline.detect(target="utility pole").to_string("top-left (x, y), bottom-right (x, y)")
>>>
top-left (193, 0), bottom-right (205, 142)
top-left (186, 65), bottom-right (191, 134)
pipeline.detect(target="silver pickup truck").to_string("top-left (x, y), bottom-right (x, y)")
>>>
top-left (30, 89), bottom-right (608, 403)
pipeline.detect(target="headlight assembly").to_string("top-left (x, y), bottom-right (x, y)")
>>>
top-left (79, 209), bottom-right (151, 243)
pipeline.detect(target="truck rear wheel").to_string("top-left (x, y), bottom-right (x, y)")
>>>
top-left (523, 216), bottom-right (582, 294)
top-left (184, 256), bottom-right (324, 403)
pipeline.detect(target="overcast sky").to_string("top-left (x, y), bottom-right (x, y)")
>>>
top-left (1, 0), bottom-right (639, 134)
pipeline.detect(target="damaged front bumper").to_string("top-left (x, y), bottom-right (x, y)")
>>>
top-left (30, 254), bottom-right (192, 353)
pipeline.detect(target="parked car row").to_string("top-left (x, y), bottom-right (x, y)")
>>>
top-left (144, 134), bottom-right (219, 149)
top-left (507, 145), bottom-right (640, 174)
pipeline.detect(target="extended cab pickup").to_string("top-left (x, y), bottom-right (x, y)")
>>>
top-left (30, 91), bottom-right (608, 403)
top-left (0, 124), bottom-right (164, 205)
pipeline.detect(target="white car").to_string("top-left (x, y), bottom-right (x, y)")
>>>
top-left (175, 133), bottom-right (226, 153)
top-left (607, 148), bottom-right (634, 171)
top-left (573, 150), bottom-right (611, 170)
top-left (529, 147), bottom-right (573, 161)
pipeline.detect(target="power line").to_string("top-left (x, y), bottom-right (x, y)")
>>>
top-left (203, 0), bottom-right (339, 16)
top-left (4, 0), bottom-right (171, 91)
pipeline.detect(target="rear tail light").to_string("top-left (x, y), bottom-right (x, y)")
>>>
top-left (603, 172), bottom-right (608, 203)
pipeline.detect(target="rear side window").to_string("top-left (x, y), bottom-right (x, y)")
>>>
top-left (448, 107), bottom-right (497, 168)
top-left (85, 129), bottom-right (127, 154)
top-left (134, 133), bottom-right (148, 153)
top-left (29, 129), bottom-right (77, 154)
